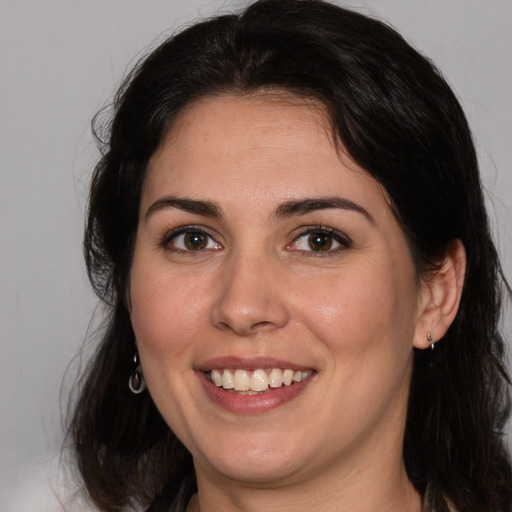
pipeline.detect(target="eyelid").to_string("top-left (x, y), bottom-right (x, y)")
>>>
top-left (287, 225), bottom-right (352, 254)
top-left (161, 224), bottom-right (223, 252)
top-left (159, 224), bottom-right (350, 255)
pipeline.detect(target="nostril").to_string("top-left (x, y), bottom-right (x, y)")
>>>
top-left (252, 321), bottom-right (271, 328)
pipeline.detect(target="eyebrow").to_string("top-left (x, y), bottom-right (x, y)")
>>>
top-left (145, 195), bottom-right (373, 224)
top-left (275, 197), bottom-right (374, 223)
top-left (145, 196), bottom-right (224, 221)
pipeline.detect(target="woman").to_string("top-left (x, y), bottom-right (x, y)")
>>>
top-left (69, 0), bottom-right (512, 511)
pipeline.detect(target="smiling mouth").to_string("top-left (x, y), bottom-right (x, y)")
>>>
top-left (205, 368), bottom-right (314, 394)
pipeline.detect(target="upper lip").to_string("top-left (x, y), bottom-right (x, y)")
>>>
top-left (196, 356), bottom-right (314, 372)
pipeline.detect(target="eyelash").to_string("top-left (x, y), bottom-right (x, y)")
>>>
top-left (289, 226), bottom-right (352, 256)
top-left (160, 225), bottom-right (351, 255)
top-left (161, 225), bottom-right (222, 254)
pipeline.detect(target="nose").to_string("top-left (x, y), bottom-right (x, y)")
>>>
top-left (210, 251), bottom-right (290, 336)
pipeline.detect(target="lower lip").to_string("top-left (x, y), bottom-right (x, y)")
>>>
top-left (197, 372), bottom-right (314, 414)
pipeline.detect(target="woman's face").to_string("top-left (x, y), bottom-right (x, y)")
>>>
top-left (129, 94), bottom-right (428, 487)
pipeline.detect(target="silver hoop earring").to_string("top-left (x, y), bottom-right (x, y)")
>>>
top-left (427, 332), bottom-right (435, 350)
top-left (128, 352), bottom-right (146, 394)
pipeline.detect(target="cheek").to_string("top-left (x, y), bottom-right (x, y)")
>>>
top-left (128, 264), bottom-right (209, 413)
top-left (129, 258), bottom-right (209, 356)
top-left (295, 261), bottom-right (418, 360)
top-left (298, 265), bottom-right (418, 422)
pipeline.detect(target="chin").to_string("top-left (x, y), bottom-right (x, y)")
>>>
top-left (195, 433), bottom-right (308, 485)
top-left (210, 457), bottom-right (302, 486)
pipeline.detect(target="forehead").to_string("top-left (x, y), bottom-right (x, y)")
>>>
top-left (142, 93), bottom-right (388, 218)
top-left (154, 93), bottom-right (336, 169)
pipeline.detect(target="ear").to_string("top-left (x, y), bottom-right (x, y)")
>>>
top-left (413, 239), bottom-right (466, 349)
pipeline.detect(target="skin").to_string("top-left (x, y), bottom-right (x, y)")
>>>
top-left (129, 94), bottom-right (466, 512)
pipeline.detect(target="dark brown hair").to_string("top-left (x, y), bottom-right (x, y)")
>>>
top-left (70, 1), bottom-right (512, 511)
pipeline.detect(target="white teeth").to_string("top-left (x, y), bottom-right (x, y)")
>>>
top-left (269, 368), bottom-right (283, 388)
top-left (222, 369), bottom-right (234, 389)
top-left (282, 369), bottom-right (294, 386)
top-left (207, 368), bottom-right (313, 392)
top-left (211, 369), bottom-right (222, 387)
top-left (251, 369), bottom-right (269, 391)
top-left (233, 369), bottom-right (251, 391)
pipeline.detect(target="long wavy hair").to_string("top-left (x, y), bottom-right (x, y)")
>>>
top-left (69, 1), bottom-right (512, 511)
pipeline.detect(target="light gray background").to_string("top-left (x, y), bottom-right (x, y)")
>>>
top-left (1, 1), bottom-right (511, 510)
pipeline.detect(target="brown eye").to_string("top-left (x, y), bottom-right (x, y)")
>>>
top-left (166, 228), bottom-right (221, 252)
top-left (289, 228), bottom-right (350, 254)
top-left (184, 232), bottom-right (208, 250)
top-left (308, 233), bottom-right (333, 251)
